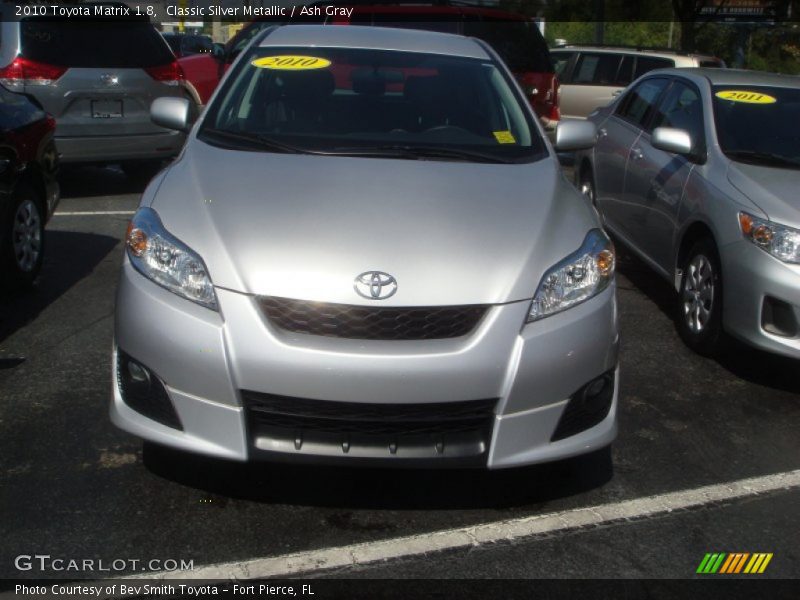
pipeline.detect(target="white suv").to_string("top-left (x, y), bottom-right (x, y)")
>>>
top-left (550, 46), bottom-right (725, 119)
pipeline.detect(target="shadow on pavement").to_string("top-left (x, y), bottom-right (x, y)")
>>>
top-left (143, 442), bottom-right (613, 510)
top-left (715, 338), bottom-right (800, 394)
top-left (0, 230), bottom-right (119, 347)
top-left (58, 165), bottom-right (148, 199)
top-left (615, 240), bottom-right (800, 394)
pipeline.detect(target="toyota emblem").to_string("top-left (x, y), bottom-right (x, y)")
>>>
top-left (354, 271), bottom-right (397, 300)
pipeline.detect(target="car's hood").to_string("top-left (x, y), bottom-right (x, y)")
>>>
top-left (149, 140), bottom-right (598, 306)
top-left (727, 161), bottom-right (800, 228)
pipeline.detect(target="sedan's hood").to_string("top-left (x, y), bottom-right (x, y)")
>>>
top-left (150, 140), bottom-right (598, 306)
top-left (727, 161), bottom-right (800, 228)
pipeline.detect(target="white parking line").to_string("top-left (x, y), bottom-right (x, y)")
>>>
top-left (53, 210), bottom-right (136, 216)
top-left (134, 469), bottom-right (800, 580)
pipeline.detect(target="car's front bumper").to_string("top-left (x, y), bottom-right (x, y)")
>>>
top-left (723, 240), bottom-right (800, 358)
top-left (111, 262), bottom-right (619, 468)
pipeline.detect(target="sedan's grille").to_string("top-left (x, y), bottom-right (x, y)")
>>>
top-left (258, 296), bottom-right (486, 340)
top-left (242, 391), bottom-right (497, 464)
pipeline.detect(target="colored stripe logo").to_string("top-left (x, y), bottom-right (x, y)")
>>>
top-left (697, 553), bottom-right (773, 574)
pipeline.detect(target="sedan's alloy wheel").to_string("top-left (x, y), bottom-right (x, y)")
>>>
top-left (682, 254), bottom-right (715, 334)
top-left (12, 199), bottom-right (42, 273)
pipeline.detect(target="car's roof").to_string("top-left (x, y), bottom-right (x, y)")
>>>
top-left (550, 45), bottom-right (718, 60)
top-left (259, 24), bottom-right (490, 59)
top-left (648, 67), bottom-right (800, 89)
top-left (696, 68), bottom-right (800, 88)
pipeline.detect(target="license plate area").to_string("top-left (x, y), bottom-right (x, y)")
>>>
top-left (91, 99), bottom-right (123, 118)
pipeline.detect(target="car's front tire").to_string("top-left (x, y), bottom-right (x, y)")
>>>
top-left (1, 185), bottom-right (45, 290)
top-left (677, 238), bottom-right (723, 355)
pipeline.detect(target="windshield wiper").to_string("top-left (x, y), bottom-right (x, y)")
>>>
top-left (323, 145), bottom-right (515, 164)
top-left (726, 150), bottom-right (800, 169)
top-left (200, 128), bottom-right (308, 154)
top-left (199, 133), bottom-right (516, 163)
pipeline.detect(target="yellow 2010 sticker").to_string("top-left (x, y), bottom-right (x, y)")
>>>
top-left (251, 55), bottom-right (332, 70)
top-left (715, 90), bottom-right (777, 104)
top-left (493, 130), bottom-right (516, 144)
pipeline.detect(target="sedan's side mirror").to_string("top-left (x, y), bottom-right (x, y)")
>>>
top-left (151, 97), bottom-right (190, 132)
top-left (651, 127), bottom-right (693, 156)
top-left (554, 120), bottom-right (597, 152)
top-left (212, 43), bottom-right (225, 60)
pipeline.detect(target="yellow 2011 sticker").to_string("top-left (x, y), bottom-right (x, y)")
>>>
top-left (493, 130), bottom-right (516, 144)
top-left (251, 55), bottom-right (332, 70)
top-left (715, 90), bottom-right (777, 104)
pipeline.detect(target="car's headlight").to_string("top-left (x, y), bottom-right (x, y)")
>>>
top-left (739, 212), bottom-right (800, 264)
top-left (125, 207), bottom-right (218, 310)
top-left (527, 229), bottom-right (615, 322)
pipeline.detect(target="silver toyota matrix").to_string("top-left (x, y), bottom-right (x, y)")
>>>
top-left (111, 25), bottom-right (619, 468)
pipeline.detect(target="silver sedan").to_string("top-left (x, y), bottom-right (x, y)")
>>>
top-left (577, 68), bottom-right (800, 358)
top-left (111, 25), bottom-right (618, 468)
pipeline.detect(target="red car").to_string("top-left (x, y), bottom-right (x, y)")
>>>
top-left (178, 18), bottom-right (306, 109)
top-left (179, 2), bottom-right (559, 130)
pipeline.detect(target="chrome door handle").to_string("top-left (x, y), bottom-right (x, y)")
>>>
top-left (611, 90), bottom-right (623, 97)
top-left (631, 147), bottom-right (643, 160)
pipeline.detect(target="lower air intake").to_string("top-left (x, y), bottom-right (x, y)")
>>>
top-left (242, 391), bottom-right (497, 466)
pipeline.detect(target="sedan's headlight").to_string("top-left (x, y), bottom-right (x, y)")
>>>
top-left (739, 212), bottom-right (800, 264)
top-left (527, 229), bottom-right (615, 322)
top-left (125, 207), bottom-right (218, 310)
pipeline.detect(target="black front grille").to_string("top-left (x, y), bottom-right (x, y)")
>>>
top-left (258, 296), bottom-right (486, 340)
top-left (242, 391), bottom-right (497, 465)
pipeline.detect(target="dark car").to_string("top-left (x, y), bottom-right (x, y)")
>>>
top-left (162, 32), bottom-right (214, 58)
top-left (0, 85), bottom-right (59, 289)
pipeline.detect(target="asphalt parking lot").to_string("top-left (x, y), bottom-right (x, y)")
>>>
top-left (1, 164), bottom-right (799, 581)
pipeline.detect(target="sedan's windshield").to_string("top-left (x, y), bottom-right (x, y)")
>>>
top-left (713, 85), bottom-right (800, 169)
top-left (200, 46), bottom-right (545, 163)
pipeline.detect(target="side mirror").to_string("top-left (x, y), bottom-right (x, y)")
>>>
top-left (212, 43), bottom-right (225, 60)
top-left (151, 97), bottom-right (190, 132)
top-left (554, 120), bottom-right (597, 152)
top-left (651, 127), bottom-right (693, 156)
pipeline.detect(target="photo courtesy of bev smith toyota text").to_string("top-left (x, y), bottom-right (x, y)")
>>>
top-left (1, 0), bottom-right (799, 596)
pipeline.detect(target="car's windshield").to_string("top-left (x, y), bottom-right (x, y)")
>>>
top-left (713, 85), bottom-right (800, 169)
top-left (200, 45), bottom-right (545, 163)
